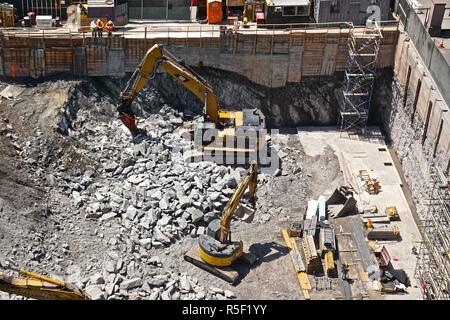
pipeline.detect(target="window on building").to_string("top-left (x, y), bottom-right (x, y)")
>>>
top-left (283, 6), bottom-right (296, 16)
top-left (296, 6), bottom-right (308, 16)
top-left (282, 5), bottom-right (308, 16)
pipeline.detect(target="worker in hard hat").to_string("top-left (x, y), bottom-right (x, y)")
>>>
top-left (90, 19), bottom-right (97, 38)
top-left (96, 19), bottom-right (105, 38)
top-left (243, 16), bottom-right (249, 28)
top-left (106, 20), bottom-right (115, 37)
top-left (341, 263), bottom-right (350, 280)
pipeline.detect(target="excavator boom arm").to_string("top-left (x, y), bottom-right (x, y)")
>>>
top-left (117, 44), bottom-right (220, 137)
top-left (159, 60), bottom-right (219, 122)
top-left (219, 163), bottom-right (257, 243)
top-left (0, 269), bottom-right (90, 300)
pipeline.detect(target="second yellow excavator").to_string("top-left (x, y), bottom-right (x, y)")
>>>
top-left (197, 162), bottom-right (258, 267)
top-left (0, 269), bottom-right (90, 300)
top-left (184, 163), bottom-right (258, 284)
top-left (117, 44), bottom-right (266, 154)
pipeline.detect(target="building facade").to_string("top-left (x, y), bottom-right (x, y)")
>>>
top-left (314, 0), bottom-right (391, 25)
top-left (6, 0), bottom-right (191, 21)
top-left (127, 0), bottom-right (191, 20)
top-left (265, 0), bottom-right (312, 24)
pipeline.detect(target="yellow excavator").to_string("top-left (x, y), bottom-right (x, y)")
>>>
top-left (117, 44), bottom-right (266, 154)
top-left (198, 163), bottom-right (257, 267)
top-left (184, 163), bottom-right (258, 283)
top-left (0, 269), bottom-right (90, 300)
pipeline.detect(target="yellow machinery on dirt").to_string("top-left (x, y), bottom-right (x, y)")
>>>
top-left (319, 221), bottom-right (336, 276)
top-left (117, 44), bottom-right (265, 154)
top-left (0, 269), bottom-right (90, 300)
top-left (197, 163), bottom-right (258, 267)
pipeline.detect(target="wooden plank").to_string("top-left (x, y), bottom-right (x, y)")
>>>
top-left (184, 247), bottom-right (239, 284)
top-left (282, 229), bottom-right (311, 299)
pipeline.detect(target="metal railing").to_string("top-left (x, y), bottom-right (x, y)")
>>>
top-left (0, 20), bottom-right (399, 40)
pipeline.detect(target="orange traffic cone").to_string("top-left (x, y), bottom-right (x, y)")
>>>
top-left (439, 40), bottom-right (445, 48)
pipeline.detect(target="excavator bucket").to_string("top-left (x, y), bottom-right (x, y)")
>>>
top-left (326, 186), bottom-right (357, 218)
top-left (234, 204), bottom-right (256, 223)
top-left (326, 188), bottom-right (348, 206)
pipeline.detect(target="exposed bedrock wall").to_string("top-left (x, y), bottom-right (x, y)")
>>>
top-left (374, 32), bottom-right (450, 218)
top-left (153, 69), bottom-right (346, 128)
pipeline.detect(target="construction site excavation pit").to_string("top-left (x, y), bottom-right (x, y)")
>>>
top-left (0, 64), bottom-right (440, 301)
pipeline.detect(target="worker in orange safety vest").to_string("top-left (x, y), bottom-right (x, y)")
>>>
top-left (106, 20), bottom-right (115, 37)
top-left (96, 19), bottom-right (105, 38)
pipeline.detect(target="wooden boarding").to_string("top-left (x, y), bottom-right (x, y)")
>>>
top-left (302, 235), bottom-right (322, 273)
top-left (361, 216), bottom-right (391, 224)
top-left (367, 225), bottom-right (400, 240)
top-left (282, 229), bottom-right (311, 300)
top-left (0, 28), bottom-right (398, 80)
top-left (184, 247), bottom-right (239, 284)
top-left (184, 247), bottom-right (255, 284)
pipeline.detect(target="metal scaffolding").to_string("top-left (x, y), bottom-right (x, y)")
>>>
top-left (339, 23), bottom-right (382, 134)
top-left (415, 167), bottom-right (450, 300)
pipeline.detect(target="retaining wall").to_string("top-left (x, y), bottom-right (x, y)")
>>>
top-left (0, 26), bottom-right (399, 87)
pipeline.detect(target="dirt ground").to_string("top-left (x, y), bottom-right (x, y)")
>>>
top-left (158, 131), bottom-right (346, 300)
top-left (0, 81), bottom-right (111, 285)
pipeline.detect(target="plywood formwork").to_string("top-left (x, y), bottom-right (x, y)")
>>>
top-left (0, 27), bottom-right (399, 84)
top-left (2, 47), bottom-right (30, 77)
top-left (45, 48), bottom-right (73, 75)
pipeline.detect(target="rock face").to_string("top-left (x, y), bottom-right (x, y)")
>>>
top-left (376, 74), bottom-right (450, 220)
top-left (154, 70), bottom-right (344, 127)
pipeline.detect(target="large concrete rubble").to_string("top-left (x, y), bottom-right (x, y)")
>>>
top-left (0, 79), bottom-right (246, 300)
top-left (0, 78), bottom-right (337, 300)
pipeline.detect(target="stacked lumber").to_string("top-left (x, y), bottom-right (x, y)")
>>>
top-left (358, 170), bottom-right (381, 194)
top-left (281, 230), bottom-right (311, 300)
top-left (360, 213), bottom-right (391, 225)
top-left (302, 235), bottom-right (322, 273)
top-left (367, 225), bottom-right (400, 240)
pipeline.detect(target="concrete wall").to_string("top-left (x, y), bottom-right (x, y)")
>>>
top-left (0, 27), bottom-right (399, 87)
top-left (379, 31), bottom-right (450, 218)
top-left (396, 0), bottom-right (450, 109)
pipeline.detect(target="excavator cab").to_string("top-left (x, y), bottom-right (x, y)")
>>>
top-left (195, 108), bottom-right (266, 155)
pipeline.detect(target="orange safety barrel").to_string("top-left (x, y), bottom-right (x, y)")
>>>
top-left (207, 0), bottom-right (222, 24)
